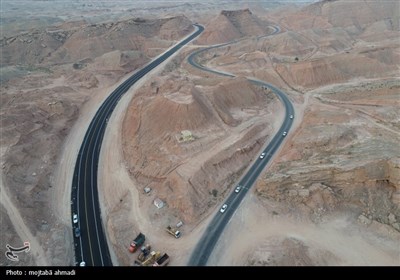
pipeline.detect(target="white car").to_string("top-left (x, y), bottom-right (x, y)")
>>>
top-left (235, 186), bottom-right (241, 193)
top-left (282, 131), bottom-right (287, 136)
top-left (220, 204), bottom-right (228, 213)
top-left (259, 152), bottom-right (266, 159)
top-left (290, 115), bottom-right (294, 119)
top-left (73, 214), bottom-right (78, 224)
top-left (80, 261), bottom-right (86, 267)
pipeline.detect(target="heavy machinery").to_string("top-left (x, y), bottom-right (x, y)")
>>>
top-left (141, 251), bottom-right (161, 266)
top-left (129, 232), bottom-right (145, 253)
top-left (166, 226), bottom-right (181, 238)
top-left (153, 253), bottom-right (170, 266)
top-left (137, 244), bottom-right (151, 262)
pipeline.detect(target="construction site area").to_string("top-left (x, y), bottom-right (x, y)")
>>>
top-left (127, 222), bottom-right (182, 266)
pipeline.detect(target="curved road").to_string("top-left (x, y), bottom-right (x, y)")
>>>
top-left (70, 24), bottom-right (204, 266)
top-left (187, 25), bottom-right (294, 266)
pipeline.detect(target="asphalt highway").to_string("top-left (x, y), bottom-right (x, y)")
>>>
top-left (187, 25), bottom-right (294, 266)
top-left (70, 24), bottom-right (204, 266)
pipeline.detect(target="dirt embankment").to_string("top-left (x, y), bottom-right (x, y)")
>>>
top-left (196, 9), bottom-right (272, 45)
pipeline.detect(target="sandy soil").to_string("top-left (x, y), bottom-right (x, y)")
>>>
top-left (0, 173), bottom-right (47, 265)
top-left (209, 192), bottom-right (400, 266)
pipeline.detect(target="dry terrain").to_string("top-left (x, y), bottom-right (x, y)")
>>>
top-left (1, 0), bottom-right (399, 267)
top-left (205, 1), bottom-right (400, 265)
top-left (0, 0), bottom-right (224, 266)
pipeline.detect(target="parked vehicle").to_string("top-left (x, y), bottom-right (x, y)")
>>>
top-left (129, 232), bottom-right (145, 253)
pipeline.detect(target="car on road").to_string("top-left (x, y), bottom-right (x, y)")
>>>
top-left (282, 131), bottom-right (287, 136)
top-left (80, 261), bottom-right (86, 267)
top-left (259, 152), bottom-right (266, 159)
top-left (235, 185), bottom-right (241, 193)
top-left (75, 227), bottom-right (81, 238)
top-left (220, 204), bottom-right (228, 213)
top-left (73, 214), bottom-right (78, 224)
top-left (290, 115), bottom-right (294, 119)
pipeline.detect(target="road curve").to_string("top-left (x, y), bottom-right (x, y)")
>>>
top-left (187, 25), bottom-right (294, 266)
top-left (70, 24), bottom-right (204, 266)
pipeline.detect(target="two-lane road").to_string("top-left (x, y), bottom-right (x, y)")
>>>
top-left (188, 26), bottom-right (294, 266)
top-left (70, 24), bottom-right (204, 266)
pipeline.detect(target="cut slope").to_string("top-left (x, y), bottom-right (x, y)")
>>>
top-left (212, 77), bottom-right (268, 126)
top-left (197, 9), bottom-right (269, 45)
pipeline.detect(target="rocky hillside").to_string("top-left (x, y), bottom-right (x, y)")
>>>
top-left (256, 80), bottom-right (400, 231)
top-left (280, 0), bottom-right (399, 31)
top-left (122, 73), bottom-right (279, 222)
top-left (1, 15), bottom-right (193, 67)
top-left (199, 0), bottom-right (399, 92)
top-left (196, 9), bottom-right (269, 45)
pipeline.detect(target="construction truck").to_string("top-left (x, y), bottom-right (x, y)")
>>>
top-left (141, 251), bottom-right (160, 266)
top-left (137, 244), bottom-right (151, 262)
top-left (153, 253), bottom-right (170, 267)
top-left (129, 232), bottom-right (145, 253)
top-left (166, 226), bottom-right (181, 238)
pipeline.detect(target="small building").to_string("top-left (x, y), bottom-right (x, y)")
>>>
top-left (144, 187), bottom-right (151, 194)
top-left (154, 198), bottom-right (164, 209)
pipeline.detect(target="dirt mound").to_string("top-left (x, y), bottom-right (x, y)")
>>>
top-left (124, 85), bottom-right (214, 150)
top-left (246, 237), bottom-right (327, 266)
top-left (197, 9), bottom-right (268, 45)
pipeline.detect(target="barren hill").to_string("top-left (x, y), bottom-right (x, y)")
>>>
top-left (204, 0), bottom-right (399, 91)
top-left (1, 15), bottom-right (193, 67)
top-left (121, 74), bottom-right (279, 225)
top-left (204, 0), bottom-right (400, 266)
top-left (197, 9), bottom-right (269, 45)
top-left (279, 0), bottom-right (399, 32)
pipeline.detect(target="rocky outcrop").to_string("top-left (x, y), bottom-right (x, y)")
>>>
top-left (257, 158), bottom-right (400, 226)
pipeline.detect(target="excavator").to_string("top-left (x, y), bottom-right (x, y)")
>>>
top-left (141, 251), bottom-right (161, 266)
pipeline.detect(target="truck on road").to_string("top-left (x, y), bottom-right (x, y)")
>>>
top-left (166, 226), bottom-right (181, 238)
top-left (153, 253), bottom-right (170, 266)
top-left (129, 232), bottom-right (145, 253)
